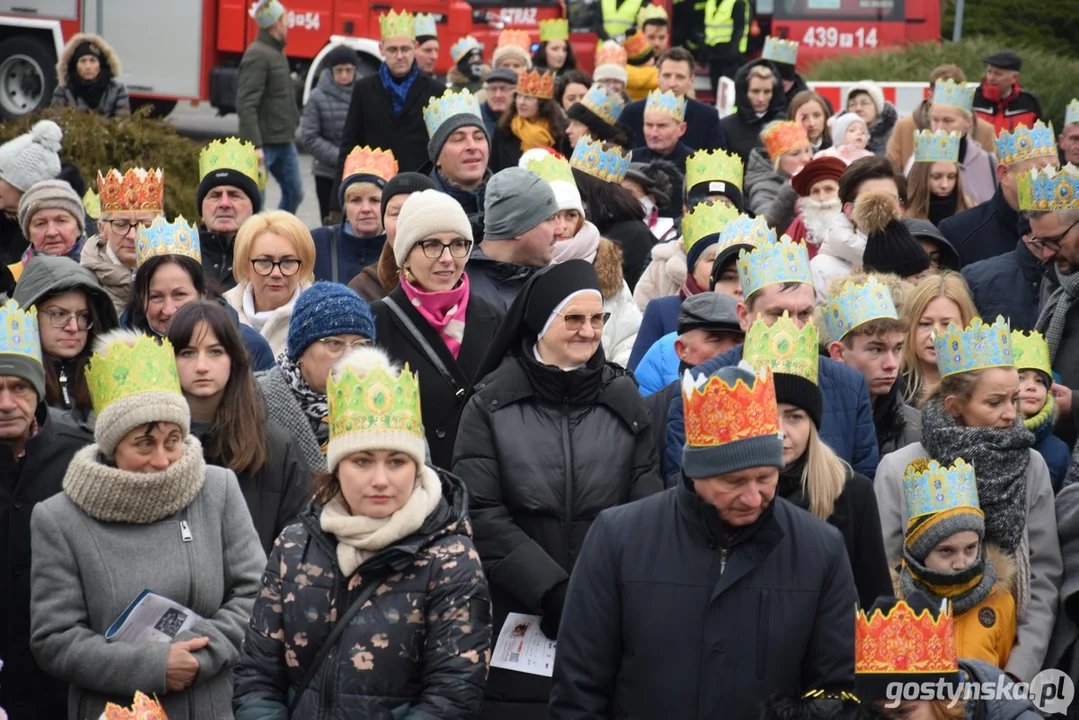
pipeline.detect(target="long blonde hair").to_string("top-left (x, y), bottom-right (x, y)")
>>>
top-left (899, 271), bottom-right (978, 406)
top-left (800, 423), bottom-right (849, 520)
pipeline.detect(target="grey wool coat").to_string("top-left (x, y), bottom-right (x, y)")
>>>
top-left (29, 463), bottom-right (266, 720)
top-left (301, 69), bottom-right (354, 180)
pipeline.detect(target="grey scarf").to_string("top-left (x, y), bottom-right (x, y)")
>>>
top-left (1036, 264), bottom-right (1079, 363)
top-left (899, 549), bottom-right (998, 615)
top-left (277, 351), bottom-right (330, 446)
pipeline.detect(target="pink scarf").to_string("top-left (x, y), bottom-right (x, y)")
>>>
top-left (400, 273), bottom-right (471, 358)
top-left (550, 221), bottom-right (601, 265)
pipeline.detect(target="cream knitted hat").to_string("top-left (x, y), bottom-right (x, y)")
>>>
top-left (393, 189), bottom-right (474, 269)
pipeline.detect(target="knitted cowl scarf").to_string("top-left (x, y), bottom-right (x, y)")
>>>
top-left (277, 351), bottom-right (329, 446)
top-left (62, 436), bottom-right (207, 524)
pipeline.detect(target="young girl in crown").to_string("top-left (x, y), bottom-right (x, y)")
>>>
top-left (904, 130), bottom-right (975, 226)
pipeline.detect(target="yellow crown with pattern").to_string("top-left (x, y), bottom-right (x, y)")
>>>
top-left (379, 9), bottom-right (415, 40)
top-left (1067, 99), bottom-right (1079, 127)
top-left (423, 89), bottom-right (483, 138)
top-left (539, 18), bottom-right (569, 42)
top-left (97, 168), bottom-right (164, 214)
top-left (1017, 163), bottom-right (1079, 211)
top-left (682, 364), bottom-right (780, 448)
top-left (762, 37), bottom-right (798, 66)
top-left (86, 334), bottom-right (182, 415)
top-left (645, 89), bottom-right (686, 121)
top-left (930, 79), bottom-right (975, 114)
top-left (903, 458), bottom-right (981, 521)
top-left (328, 358), bottom-right (423, 442)
top-left (913, 129), bottom-right (961, 163)
top-left (737, 235), bottom-right (813, 300)
top-left (135, 215), bottom-right (201, 267)
top-left (822, 277), bottom-right (898, 342)
top-left (637, 3), bottom-right (669, 25)
top-left (517, 69), bottom-right (556, 99)
top-left (1011, 329), bottom-right (1053, 377)
top-left (682, 199), bottom-right (739, 254)
top-left (995, 120), bottom-right (1057, 167)
top-left (570, 136), bottom-right (631, 184)
top-left (0, 299), bottom-right (41, 366)
top-left (497, 29), bottom-right (532, 52)
top-left (595, 41), bottom-right (628, 68)
top-left (342, 146), bottom-right (398, 183)
top-left (934, 315), bottom-right (1014, 379)
top-left (744, 312), bottom-right (819, 385)
top-left (525, 152), bottom-right (575, 186)
top-left (199, 137), bottom-right (259, 185)
top-left (414, 13), bottom-right (437, 38)
top-left (686, 148), bottom-right (744, 194)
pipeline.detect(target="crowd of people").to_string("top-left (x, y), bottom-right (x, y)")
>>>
top-left (3, 0), bottom-right (1079, 718)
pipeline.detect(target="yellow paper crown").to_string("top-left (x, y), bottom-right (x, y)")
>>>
top-left (681, 199), bottom-right (739, 254)
top-left (686, 148), bottom-right (744, 194)
top-left (995, 120), bottom-right (1057, 167)
top-left (86, 333), bottom-right (182, 415)
top-left (497, 29), bottom-right (532, 51)
top-left (525, 152), bottom-right (575, 186)
top-left (539, 18), bottom-right (569, 42)
top-left (737, 235), bottom-right (813, 299)
top-left (743, 312), bottom-right (819, 385)
top-left (903, 458), bottom-right (981, 521)
top-left (379, 9), bottom-right (415, 40)
top-left (135, 215), bottom-right (201, 267)
top-left (98, 168), bottom-right (164, 214)
top-left (1017, 163), bottom-right (1079, 211)
top-left (933, 315), bottom-right (1014, 379)
top-left (637, 4), bottom-right (669, 25)
top-left (682, 364), bottom-right (781, 449)
top-left (645, 89), bottom-right (686, 121)
top-left (342, 146), bottom-right (398, 183)
top-left (1011, 329), bottom-right (1053, 377)
top-left (328, 360), bottom-right (424, 442)
top-left (199, 137), bottom-right (259, 185)
top-left (0, 299), bottom-right (41, 366)
top-left (517, 69), bottom-right (556, 99)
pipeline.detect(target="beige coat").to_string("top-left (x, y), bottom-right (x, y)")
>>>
top-left (632, 238), bottom-right (686, 311)
top-left (886, 100), bottom-right (997, 175)
top-left (79, 235), bottom-right (133, 314)
top-left (223, 282), bottom-right (307, 356)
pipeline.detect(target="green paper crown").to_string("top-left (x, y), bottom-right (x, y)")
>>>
top-left (328, 361), bottom-right (424, 442)
top-left (743, 311), bottom-right (819, 385)
top-left (525, 153), bottom-right (575, 186)
top-left (903, 458), bottom-right (981, 521)
top-left (686, 148), bottom-right (744, 194)
top-left (86, 334), bottom-right (182, 416)
top-left (199, 137), bottom-right (259, 185)
top-left (1011, 329), bottom-right (1052, 377)
top-left (681, 200), bottom-right (739, 254)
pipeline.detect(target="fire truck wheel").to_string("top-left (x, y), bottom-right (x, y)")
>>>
top-left (0, 36), bottom-right (56, 120)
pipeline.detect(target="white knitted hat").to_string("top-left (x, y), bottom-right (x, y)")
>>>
top-left (846, 81), bottom-right (885, 116)
top-left (393, 189), bottom-right (475, 269)
top-left (593, 63), bottom-right (628, 85)
top-left (492, 45), bottom-right (532, 71)
top-left (0, 120), bottom-right (62, 193)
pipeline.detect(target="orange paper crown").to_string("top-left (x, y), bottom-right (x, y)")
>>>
top-left (97, 168), bottom-right (164, 214)
top-left (682, 365), bottom-right (780, 449)
top-left (517, 69), bottom-right (556, 99)
top-left (762, 121), bottom-right (811, 161)
top-left (595, 41), bottom-right (628, 68)
top-left (497, 29), bottom-right (532, 51)
top-left (855, 601), bottom-right (957, 676)
top-left (622, 32), bottom-right (652, 61)
top-left (103, 691), bottom-right (169, 720)
top-left (342, 146), bottom-right (398, 183)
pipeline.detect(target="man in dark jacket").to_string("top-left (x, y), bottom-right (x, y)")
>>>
top-left (480, 69), bottom-right (517, 139)
top-left (631, 90), bottom-right (692, 218)
top-left (972, 51), bottom-right (1043, 137)
top-left (237, 0), bottom-right (302, 214)
top-left (551, 363), bottom-right (857, 720)
top-left (962, 231), bottom-right (1048, 333)
top-left (196, 137), bottom-right (261, 292)
top-left (720, 59), bottom-right (787, 165)
top-left (0, 301), bottom-right (92, 718)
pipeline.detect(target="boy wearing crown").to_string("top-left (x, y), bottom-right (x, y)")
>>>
top-left (1010, 330), bottom-right (1070, 492)
top-left (551, 363), bottom-right (857, 720)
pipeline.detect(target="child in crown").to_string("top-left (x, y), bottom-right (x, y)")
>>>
top-left (1013, 330), bottom-right (1069, 493)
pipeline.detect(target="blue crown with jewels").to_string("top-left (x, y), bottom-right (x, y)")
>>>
top-left (570, 136), bottom-right (631, 184)
top-left (913, 129), bottom-right (961, 163)
top-left (934, 315), bottom-right (1013, 379)
top-left (995, 120), bottom-right (1057, 167)
top-left (823, 277), bottom-right (898, 342)
top-left (644, 89), bottom-right (686, 121)
top-left (930, 79), bottom-right (975, 113)
top-left (904, 458), bottom-right (981, 521)
top-left (761, 37), bottom-right (798, 66)
top-left (423, 89), bottom-right (483, 138)
top-left (579, 84), bottom-right (625, 126)
top-left (1067, 99), bottom-right (1079, 127)
top-left (450, 35), bottom-right (480, 62)
top-left (737, 235), bottom-right (812, 300)
top-left (0, 299), bottom-right (42, 366)
top-left (719, 213), bottom-right (775, 251)
top-left (1017, 163), bottom-right (1079, 211)
top-left (135, 215), bottom-right (201, 268)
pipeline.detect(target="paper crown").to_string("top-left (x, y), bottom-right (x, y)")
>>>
top-left (1068, 99), bottom-right (1079, 127)
top-left (570, 136), bottom-right (631, 184)
top-left (737, 236), bottom-right (813, 299)
top-left (995, 120), bottom-right (1057, 167)
top-left (823, 277), bottom-right (898, 342)
top-left (342, 146), bottom-right (398, 183)
top-left (578, 84), bottom-right (625, 126)
top-left (450, 35), bottom-right (481, 62)
top-left (525, 152), bottom-right (574, 186)
top-left (762, 37), bottom-right (799, 66)
top-left (1017, 163), bottom-right (1079, 211)
top-left (1011, 329), bottom-right (1053, 376)
top-left (86, 333), bottom-right (182, 415)
top-left (934, 315), bottom-right (1014, 379)
top-left (249, 0), bottom-right (284, 29)
top-left (913, 129), bottom-right (961, 163)
top-left (414, 13), bottom-right (437, 38)
top-left (930, 79), bottom-right (975, 113)
top-left (135, 215), bottom-right (201, 267)
top-left (497, 29), bottom-right (532, 51)
top-left (719, 213), bottom-right (775, 251)
top-left (103, 691), bottom-right (169, 720)
top-left (622, 33), bottom-right (652, 60)
top-left (686, 148), bottom-right (744, 193)
top-left (423, 89), bottom-right (483, 138)
top-left (682, 199), bottom-right (739, 254)
top-left (199, 137), bottom-right (259, 185)
top-left (762, 121), bottom-right (810, 160)
top-left (903, 458), bottom-right (981, 521)
top-left (83, 187), bottom-right (101, 220)
top-left (518, 69), bottom-right (556, 99)
top-left (744, 312), bottom-right (819, 385)
top-left (328, 360), bottom-right (424, 443)
top-left (595, 41), bottom-right (628, 68)
top-left (682, 364), bottom-right (781, 449)
top-left (379, 9), bottom-right (415, 40)
top-left (855, 601), bottom-right (958, 676)
top-left (98, 168), bottom-right (164, 214)
top-left (539, 18), bottom-right (569, 42)
top-left (645, 89), bottom-right (686, 121)
top-left (638, 4), bottom-right (669, 24)
top-left (0, 299), bottom-right (41, 366)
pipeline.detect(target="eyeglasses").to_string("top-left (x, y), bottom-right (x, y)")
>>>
top-left (42, 308), bottom-right (92, 330)
top-left (558, 311), bottom-right (610, 332)
top-left (1029, 220), bottom-right (1079, 254)
top-left (317, 336), bottom-right (369, 357)
top-left (250, 257), bottom-right (302, 276)
top-left (848, 98), bottom-right (875, 109)
top-left (418, 238), bottom-right (473, 259)
top-left (106, 219), bottom-right (153, 234)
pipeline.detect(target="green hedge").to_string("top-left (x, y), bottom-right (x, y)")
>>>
top-left (940, 0), bottom-right (1079, 57)
top-left (807, 37), bottom-right (1079, 131)
top-left (0, 106), bottom-right (201, 220)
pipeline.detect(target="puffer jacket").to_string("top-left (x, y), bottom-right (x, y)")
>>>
top-left (720, 59), bottom-right (787, 165)
top-left (958, 658), bottom-right (1042, 720)
top-left (633, 237), bottom-right (685, 311)
top-left (232, 470), bottom-right (491, 720)
top-left (961, 240), bottom-right (1047, 333)
top-left (236, 30), bottom-right (301, 147)
top-left (628, 295), bottom-right (681, 371)
top-left (866, 102), bottom-right (899, 156)
top-left (301, 69), bottom-right (354, 180)
top-left (50, 33), bottom-right (129, 116)
top-left (594, 238), bottom-right (641, 368)
top-left (809, 211), bottom-right (865, 302)
top-left (634, 331), bottom-right (678, 395)
top-left (745, 147), bottom-right (800, 232)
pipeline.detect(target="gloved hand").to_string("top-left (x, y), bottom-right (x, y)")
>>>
top-left (540, 580), bottom-right (569, 640)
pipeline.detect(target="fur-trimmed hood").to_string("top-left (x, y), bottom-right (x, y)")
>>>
top-left (57, 33), bottom-right (122, 88)
top-left (594, 237), bottom-right (625, 300)
top-left (890, 543), bottom-right (1017, 598)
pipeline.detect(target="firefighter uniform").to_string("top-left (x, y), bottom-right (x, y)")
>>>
top-left (705, 0), bottom-right (749, 95)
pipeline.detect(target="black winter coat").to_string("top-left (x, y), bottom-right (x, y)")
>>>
top-left (232, 470), bottom-right (491, 720)
top-left (489, 126), bottom-right (523, 175)
top-left (643, 379), bottom-right (678, 484)
top-left (452, 352), bottom-right (662, 719)
top-left (961, 239), bottom-right (1048, 333)
top-left (938, 186), bottom-right (1020, 267)
top-left (621, 97), bottom-right (728, 153)
top-left (464, 246), bottom-right (539, 313)
top-left (199, 226), bottom-right (238, 292)
top-left (0, 406), bottom-right (92, 719)
top-left (372, 284), bottom-right (504, 469)
top-left (549, 486), bottom-right (858, 720)
top-left (630, 142), bottom-right (691, 219)
top-left (598, 218), bottom-right (654, 293)
top-left (720, 59), bottom-right (788, 165)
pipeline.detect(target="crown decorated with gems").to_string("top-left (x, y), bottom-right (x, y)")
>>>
top-left (328, 361), bottom-right (423, 442)
top-left (913, 129), bottom-right (961, 163)
top-left (637, 3), bottom-right (669, 24)
top-left (719, 213), bottom-right (775, 252)
top-left (995, 120), bottom-right (1057, 167)
top-left (931, 79), bottom-right (975, 113)
top-left (579, 84), bottom-right (625, 126)
top-left (855, 601), bottom-right (957, 676)
top-left (645, 89), bottom-right (686, 121)
top-left (423, 89), bottom-right (483, 138)
top-left (762, 37), bottom-right (798, 66)
top-left (737, 236), bottom-right (813, 299)
top-left (343, 146), bottom-right (398, 183)
top-left (934, 315), bottom-right (1013, 379)
top-left (98, 168), bottom-right (164, 214)
top-left (103, 691), bottom-right (169, 720)
top-left (570, 136), bottom-right (632, 184)
top-left (414, 13), bottom-right (437, 37)
top-left (595, 41), bottom-right (627, 67)
top-left (86, 334), bottom-right (182, 414)
top-left (903, 458), bottom-right (981, 521)
top-left (686, 148), bottom-right (744, 193)
top-left (1017, 163), bottom-right (1079, 211)
top-left (379, 9), bottom-right (415, 40)
top-left (249, 0), bottom-right (284, 28)
top-left (1068, 99), bottom-right (1079, 127)
top-left (682, 364), bottom-right (780, 448)
top-left (518, 69), bottom-right (556, 99)
top-left (450, 35), bottom-right (481, 62)
top-left (135, 215), bottom-right (201, 267)
top-left (744, 312), bottom-right (819, 385)
top-left (497, 29), bottom-right (532, 51)
top-left (0, 299), bottom-right (41, 366)
top-left (762, 121), bottom-right (810, 161)
top-left (1011, 329), bottom-right (1053, 377)
top-left (540, 18), bottom-right (569, 42)
top-left (525, 153), bottom-right (575, 186)
top-left (199, 137), bottom-right (259, 185)
top-left (682, 200), bottom-right (739, 253)
top-left (823, 277), bottom-right (898, 342)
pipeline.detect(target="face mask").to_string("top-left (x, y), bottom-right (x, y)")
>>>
top-left (640, 196), bottom-right (655, 216)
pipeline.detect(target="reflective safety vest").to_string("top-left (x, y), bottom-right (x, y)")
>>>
top-left (704, 0), bottom-right (747, 51)
top-left (601, 0), bottom-right (645, 39)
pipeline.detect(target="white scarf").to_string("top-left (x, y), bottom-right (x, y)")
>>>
top-left (242, 282), bottom-right (300, 332)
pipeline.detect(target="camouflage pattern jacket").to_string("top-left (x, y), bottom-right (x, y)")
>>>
top-left (232, 470), bottom-right (492, 719)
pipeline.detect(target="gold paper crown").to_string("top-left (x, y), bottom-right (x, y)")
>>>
top-left (686, 148), bottom-right (744, 193)
top-left (328, 360), bottom-right (424, 442)
top-left (98, 168), bottom-right (164, 214)
top-left (743, 312), bottom-right (819, 385)
top-left (539, 18), bottom-right (569, 42)
top-left (822, 277), bottom-right (899, 341)
top-left (86, 333), bottom-right (182, 416)
top-left (903, 458), bottom-right (981, 521)
top-left (517, 69), bottom-right (556, 99)
top-left (578, 84), bottom-right (625, 126)
top-left (135, 215), bottom-right (201, 267)
top-left (1017, 163), bottom-right (1079, 211)
top-left (103, 692), bottom-right (169, 720)
top-left (762, 121), bottom-right (810, 160)
top-left (570, 136), bottom-right (631, 184)
top-left (379, 9), bottom-right (415, 40)
top-left (525, 152), bottom-right (575, 186)
top-left (342, 146), bottom-right (398, 183)
top-left (933, 315), bottom-right (1014, 379)
top-left (637, 4), bottom-right (669, 25)
top-left (497, 29), bottom-right (532, 51)
top-left (199, 137), bottom-right (259, 185)
top-left (1011, 329), bottom-right (1053, 377)
top-left (855, 601), bottom-right (957, 676)
top-left (595, 41), bottom-right (627, 68)
top-left (681, 199), bottom-right (739, 253)
top-left (682, 365), bottom-right (781, 449)
top-left (995, 120), bottom-right (1057, 167)
top-left (644, 89), bottom-right (686, 121)
top-left (0, 299), bottom-right (41, 366)
top-left (737, 235), bottom-right (813, 299)
top-left (423, 89), bottom-right (484, 138)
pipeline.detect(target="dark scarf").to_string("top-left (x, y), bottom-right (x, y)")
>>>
top-left (920, 398), bottom-right (1033, 552)
top-left (519, 339), bottom-right (606, 406)
top-left (776, 454), bottom-right (809, 511)
top-left (928, 188), bottom-right (960, 227)
top-left (873, 382), bottom-right (908, 451)
top-left (379, 61), bottom-right (419, 116)
top-left (682, 477), bottom-right (776, 551)
top-left (68, 52), bottom-right (111, 110)
top-left (899, 547), bottom-right (998, 615)
top-left (277, 351), bottom-right (329, 446)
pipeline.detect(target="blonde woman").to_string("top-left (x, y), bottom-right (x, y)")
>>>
top-left (223, 211), bottom-right (315, 354)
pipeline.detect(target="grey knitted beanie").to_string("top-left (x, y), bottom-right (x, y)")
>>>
top-left (0, 120), bottom-right (63, 193)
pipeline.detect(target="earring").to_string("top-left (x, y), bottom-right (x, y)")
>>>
top-left (403, 266), bottom-right (416, 283)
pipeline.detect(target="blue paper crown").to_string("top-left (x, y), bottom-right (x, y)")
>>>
top-left (761, 37), bottom-right (798, 66)
top-left (423, 89), bottom-right (483, 138)
top-left (913, 130), bottom-right (962, 163)
top-left (1017, 163), bottom-right (1079, 211)
top-left (644, 89), bottom-right (686, 121)
top-left (450, 35), bottom-right (480, 62)
top-left (823, 277), bottom-right (898, 342)
top-left (904, 459), bottom-right (981, 521)
top-left (579, 84), bottom-right (625, 126)
top-left (930, 79), bottom-right (975, 114)
top-left (249, 0), bottom-right (284, 29)
top-left (0, 299), bottom-right (42, 366)
top-left (570, 136), bottom-right (631, 184)
top-left (995, 121), bottom-right (1057, 167)
top-left (737, 235), bottom-right (813, 300)
top-left (1067, 99), bottom-right (1079, 127)
top-left (135, 215), bottom-right (202, 267)
top-left (934, 315), bottom-right (1014, 379)
top-left (414, 13), bottom-right (437, 37)
top-left (719, 214), bottom-right (776, 252)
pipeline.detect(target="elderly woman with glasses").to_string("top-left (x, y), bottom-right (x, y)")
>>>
top-left (371, 190), bottom-right (503, 469)
top-left (223, 210), bottom-right (315, 355)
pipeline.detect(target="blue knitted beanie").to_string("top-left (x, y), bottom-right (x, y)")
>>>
top-left (287, 282), bottom-right (376, 361)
